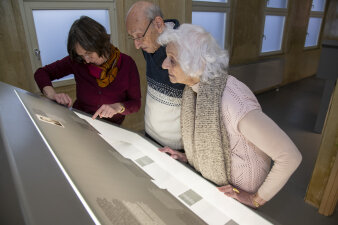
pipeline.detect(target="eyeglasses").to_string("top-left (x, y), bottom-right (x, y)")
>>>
top-left (128, 19), bottom-right (153, 41)
top-left (82, 52), bottom-right (94, 59)
top-left (76, 51), bottom-right (95, 63)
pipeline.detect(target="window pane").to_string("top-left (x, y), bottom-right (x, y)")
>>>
top-left (33, 10), bottom-right (110, 80)
top-left (262, 15), bottom-right (285, 53)
top-left (192, 12), bottom-right (226, 48)
top-left (305, 17), bottom-right (322, 47)
top-left (193, 0), bottom-right (227, 2)
top-left (267, 0), bottom-right (288, 8)
top-left (311, 0), bottom-right (326, 12)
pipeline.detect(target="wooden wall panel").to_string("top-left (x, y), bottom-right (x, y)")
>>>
top-left (305, 81), bottom-right (338, 213)
top-left (305, 1), bottom-right (338, 213)
top-left (322, 0), bottom-right (338, 40)
top-left (0, 0), bottom-right (35, 91)
top-left (230, 0), bottom-right (265, 64)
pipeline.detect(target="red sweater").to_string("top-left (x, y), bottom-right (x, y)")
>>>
top-left (34, 53), bottom-right (141, 125)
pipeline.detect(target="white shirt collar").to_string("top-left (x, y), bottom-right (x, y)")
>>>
top-left (191, 82), bottom-right (199, 93)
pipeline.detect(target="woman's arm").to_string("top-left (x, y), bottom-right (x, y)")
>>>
top-left (119, 57), bottom-right (141, 115)
top-left (238, 109), bottom-right (302, 203)
top-left (35, 56), bottom-right (74, 107)
top-left (43, 86), bottom-right (72, 107)
top-left (34, 56), bottom-right (74, 92)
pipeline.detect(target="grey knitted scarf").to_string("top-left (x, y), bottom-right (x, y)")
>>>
top-left (181, 75), bottom-right (231, 186)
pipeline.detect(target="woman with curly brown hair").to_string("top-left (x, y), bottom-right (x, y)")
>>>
top-left (35, 16), bottom-right (141, 125)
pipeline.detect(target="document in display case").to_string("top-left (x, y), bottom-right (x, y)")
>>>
top-left (0, 81), bottom-right (272, 225)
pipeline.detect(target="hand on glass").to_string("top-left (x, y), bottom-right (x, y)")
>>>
top-left (158, 146), bottom-right (188, 163)
top-left (53, 93), bottom-right (72, 107)
top-left (217, 185), bottom-right (265, 209)
top-left (43, 86), bottom-right (72, 107)
top-left (92, 103), bottom-right (123, 119)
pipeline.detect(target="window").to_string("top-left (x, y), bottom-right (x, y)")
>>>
top-left (266, 0), bottom-right (288, 8)
top-left (261, 0), bottom-right (288, 54)
top-left (33, 10), bottom-right (111, 81)
top-left (192, 0), bottom-right (230, 49)
top-left (304, 0), bottom-right (326, 48)
top-left (21, 0), bottom-right (117, 87)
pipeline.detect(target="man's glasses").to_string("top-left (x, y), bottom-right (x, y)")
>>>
top-left (128, 19), bottom-right (153, 41)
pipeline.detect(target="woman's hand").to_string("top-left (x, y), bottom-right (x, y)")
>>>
top-left (92, 103), bottom-right (124, 119)
top-left (217, 185), bottom-right (266, 209)
top-left (53, 93), bottom-right (72, 107)
top-left (159, 146), bottom-right (188, 163)
top-left (43, 86), bottom-right (72, 107)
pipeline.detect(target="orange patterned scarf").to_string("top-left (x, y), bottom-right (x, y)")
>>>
top-left (96, 45), bottom-right (121, 87)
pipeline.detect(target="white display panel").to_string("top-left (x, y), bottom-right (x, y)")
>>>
top-left (15, 90), bottom-right (272, 225)
top-left (75, 113), bottom-right (272, 225)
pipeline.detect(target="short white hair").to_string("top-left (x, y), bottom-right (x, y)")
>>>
top-left (158, 24), bottom-right (229, 82)
top-left (145, 3), bottom-right (163, 19)
top-left (126, 1), bottom-right (163, 22)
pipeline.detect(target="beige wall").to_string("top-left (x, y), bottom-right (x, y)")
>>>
top-left (1, 0), bottom-right (338, 132)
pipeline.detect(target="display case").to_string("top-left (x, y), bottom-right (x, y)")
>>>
top-left (0, 81), bottom-right (272, 225)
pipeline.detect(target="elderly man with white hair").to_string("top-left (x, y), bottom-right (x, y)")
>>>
top-left (126, 1), bottom-right (185, 150)
top-left (158, 24), bottom-right (302, 208)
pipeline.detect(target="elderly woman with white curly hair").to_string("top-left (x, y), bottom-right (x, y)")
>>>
top-left (157, 24), bottom-right (302, 208)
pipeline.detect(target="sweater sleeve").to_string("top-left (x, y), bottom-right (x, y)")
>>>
top-left (238, 109), bottom-right (302, 201)
top-left (120, 56), bottom-right (141, 115)
top-left (34, 56), bottom-right (74, 92)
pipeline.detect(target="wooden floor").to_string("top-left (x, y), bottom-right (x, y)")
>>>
top-left (255, 76), bottom-right (338, 225)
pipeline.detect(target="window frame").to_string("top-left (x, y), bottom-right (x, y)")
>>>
top-left (260, 1), bottom-right (289, 56)
top-left (304, 0), bottom-right (326, 49)
top-left (192, 0), bottom-right (231, 49)
top-left (19, 0), bottom-right (118, 88)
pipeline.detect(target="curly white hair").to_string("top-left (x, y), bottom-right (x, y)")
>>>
top-left (158, 23), bottom-right (229, 82)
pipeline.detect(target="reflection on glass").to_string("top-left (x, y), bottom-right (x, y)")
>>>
top-left (262, 15), bottom-right (285, 53)
top-left (192, 11), bottom-right (226, 48)
top-left (33, 10), bottom-right (110, 80)
top-left (311, 0), bottom-right (326, 12)
top-left (305, 17), bottom-right (322, 47)
top-left (267, 0), bottom-right (288, 8)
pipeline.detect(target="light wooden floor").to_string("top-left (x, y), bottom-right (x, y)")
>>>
top-left (255, 76), bottom-right (337, 225)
